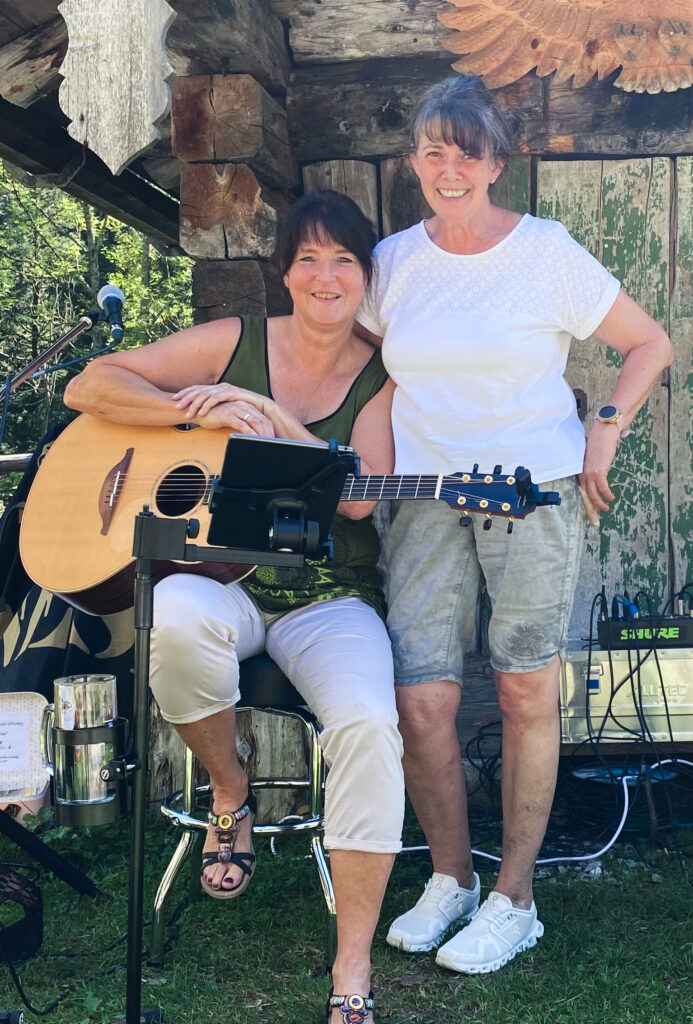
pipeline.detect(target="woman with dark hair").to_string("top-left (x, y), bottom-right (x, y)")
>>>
top-left (357, 75), bottom-right (672, 974)
top-left (64, 190), bottom-right (402, 1022)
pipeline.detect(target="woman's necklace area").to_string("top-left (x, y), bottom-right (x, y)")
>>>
top-left (427, 213), bottom-right (520, 255)
top-left (268, 332), bottom-right (351, 424)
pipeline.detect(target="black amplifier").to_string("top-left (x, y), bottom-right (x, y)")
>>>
top-left (597, 616), bottom-right (693, 650)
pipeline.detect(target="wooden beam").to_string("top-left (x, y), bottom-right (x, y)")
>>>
top-left (0, 3), bottom-right (58, 47)
top-left (284, 0), bottom-right (444, 65)
top-left (0, 454), bottom-right (31, 475)
top-left (301, 160), bottom-right (379, 234)
top-left (192, 259), bottom-right (291, 321)
top-left (289, 57), bottom-right (452, 162)
top-left (171, 74), bottom-right (296, 187)
top-left (544, 76), bottom-right (693, 154)
top-left (166, 0), bottom-right (289, 95)
top-left (0, 15), bottom-right (66, 108)
top-left (289, 60), bottom-right (693, 162)
top-left (0, 95), bottom-right (180, 248)
top-left (179, 163), bottom-right (289, 259)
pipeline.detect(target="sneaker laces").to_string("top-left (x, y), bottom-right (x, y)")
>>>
top-left (417, 874), bottom-right (457, 907)
top-left (468, 893), bottom-right (514, 931)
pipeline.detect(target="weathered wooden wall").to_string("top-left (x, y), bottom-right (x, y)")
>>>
top-left (670, 158), bottom-right (693, 596)
top-left (538, 158), bottom-right (673, 630)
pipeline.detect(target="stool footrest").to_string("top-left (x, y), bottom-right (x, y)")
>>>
top-left (161, 786), bottom-right (323, 836)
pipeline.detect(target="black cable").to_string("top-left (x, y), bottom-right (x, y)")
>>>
top-left (0, 376), bottom-right (11, 451)
top-left (30, 334), bottom-right (122, 378)
top-left (1, 946), bottom-right (66, 1016)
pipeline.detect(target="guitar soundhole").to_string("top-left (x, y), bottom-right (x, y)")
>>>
top-left (155, 464), bottom-right (207, 517)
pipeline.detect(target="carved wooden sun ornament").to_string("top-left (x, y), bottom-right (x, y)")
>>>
top-left (58, 0), bottom-right (176, 176)
top-left (439, 0), bottom-right (693, 93)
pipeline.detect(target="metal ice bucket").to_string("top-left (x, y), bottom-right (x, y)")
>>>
top-left (41, 674), bottom-right (128, 826)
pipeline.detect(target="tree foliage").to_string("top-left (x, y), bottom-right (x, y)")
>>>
top-left (0, 162), bottom-right (193, 474)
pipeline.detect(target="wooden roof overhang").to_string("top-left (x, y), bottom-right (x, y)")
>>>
top-left (1, 1), bottom-right (692, 243)
top-left (0, 0), bottom-right (289, 246)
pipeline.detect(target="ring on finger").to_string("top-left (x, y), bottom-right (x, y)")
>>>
top-left (242, 411), bottom-right (251, 422)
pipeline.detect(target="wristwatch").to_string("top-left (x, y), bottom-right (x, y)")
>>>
top-left (595, 404), bottom-right (623, 427)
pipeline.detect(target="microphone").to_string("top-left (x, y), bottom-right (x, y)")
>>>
top-left (97, 284), bottom-right (125, 342)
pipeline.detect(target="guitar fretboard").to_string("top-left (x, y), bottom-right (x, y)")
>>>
top-left (341, 474), bottom-right (442, 501)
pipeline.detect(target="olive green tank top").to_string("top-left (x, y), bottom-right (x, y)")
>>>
top-left (220, 316), bottom-right (388, 617)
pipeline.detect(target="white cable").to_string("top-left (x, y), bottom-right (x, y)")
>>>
top-left (462, 775), bottom-right (631, 865)
top-left (401, 759), bottom-right (693, 867)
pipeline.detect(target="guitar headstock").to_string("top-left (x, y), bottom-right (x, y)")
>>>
top-left (439, 465), bottom-right (561, 531)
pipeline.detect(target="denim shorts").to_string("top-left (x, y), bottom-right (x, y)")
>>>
top-left (384, 476), bottom-right (586, 682)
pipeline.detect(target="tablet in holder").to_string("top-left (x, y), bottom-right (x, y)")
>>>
top-left (207, 434), bottom-right (359, 559)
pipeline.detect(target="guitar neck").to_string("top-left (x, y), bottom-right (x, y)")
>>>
top-left (341, 474), bottom-right (442, 501)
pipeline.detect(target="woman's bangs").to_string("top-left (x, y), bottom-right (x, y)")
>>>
top-left (295, 211), bottom-right (348, 254)
top-left (420, 112), bottom-right (488, 159)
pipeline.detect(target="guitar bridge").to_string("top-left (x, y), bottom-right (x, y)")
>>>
top-left (98, 447), bottom-right (133, 535)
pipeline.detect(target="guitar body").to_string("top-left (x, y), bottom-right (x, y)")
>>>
top-left (19, 415), bottom-right (249, 615)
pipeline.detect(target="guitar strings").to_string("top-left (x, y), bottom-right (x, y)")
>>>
top-left (107, 476), bottom-right (521, 511)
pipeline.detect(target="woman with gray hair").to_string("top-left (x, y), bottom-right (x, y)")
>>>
top-left (358, 75), bottom-right (671, 975)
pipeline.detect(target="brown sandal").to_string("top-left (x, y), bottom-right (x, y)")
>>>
top-left (200, 789), bottom-right (257, 900)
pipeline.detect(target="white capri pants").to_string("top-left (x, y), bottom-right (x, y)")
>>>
top-left (150, 575), bottom-right (404, 854)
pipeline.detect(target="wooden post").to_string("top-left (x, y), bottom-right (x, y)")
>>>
top-left (179, 162), bottom-right (289, 260)
top-left (172, 72), bottom-right (294, 317)
top-left (192, 260), bottom-right (291, 322)
top-left (171, 74), bottom-right (296, 187)
top-left (302, 160), bottom-right (379, 232)
top-left (156, 70), bottom-right (302, 810)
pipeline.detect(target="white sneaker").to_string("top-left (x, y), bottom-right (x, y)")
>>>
top-left (435, 891), bottom-right (544, 974)
top-left (386, 872), bottom-right (481, 953)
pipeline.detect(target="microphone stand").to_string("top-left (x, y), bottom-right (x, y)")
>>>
top-left (1, 312), bottom-right (100, 400)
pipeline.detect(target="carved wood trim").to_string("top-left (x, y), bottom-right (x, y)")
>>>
top-left (58, 0), bottom-right (176, 176)
top-left (440, 0), bottom-right (693, 93)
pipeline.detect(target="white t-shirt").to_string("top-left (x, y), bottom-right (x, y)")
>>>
top-left (358, 215), bottom-right (621, 483)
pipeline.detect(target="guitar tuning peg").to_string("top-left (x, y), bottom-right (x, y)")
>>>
top-left (514, 466), bottom-right (531, 496)
top-left (472, 463), bottom-right (479, 473)
top-left (506, 518), bottom-right (514, 535)
top-left (483, 516), bottom-right (493, 531)
top-left (493, 465), bottom-right (502, 475)
top-left (459, 515), bottom-right (472, 527)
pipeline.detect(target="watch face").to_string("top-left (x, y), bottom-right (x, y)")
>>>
top-left (598, 405), bottom-right (618, 419)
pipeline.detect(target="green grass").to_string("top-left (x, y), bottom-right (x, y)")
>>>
top-left (1, 813), bottom-right (692, 1024)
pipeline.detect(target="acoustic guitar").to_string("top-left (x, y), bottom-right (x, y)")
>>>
top-left (19, 414), bottom-right (559, 616)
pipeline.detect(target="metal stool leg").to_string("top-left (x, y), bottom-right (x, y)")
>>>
top-left (150, 747), bottom-right (199, 963)
top-left (149, 830), bottom-right (198, 964)
top-left (311, 835), bottom-right (337, 969)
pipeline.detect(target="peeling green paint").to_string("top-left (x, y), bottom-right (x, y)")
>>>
top-left (537, 158), bottom-right (671, 631)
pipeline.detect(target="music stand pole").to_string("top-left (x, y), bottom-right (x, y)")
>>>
top-left (120, 509), bottom-right (306, 1024)
top-left (123, 543), bottom-right (157, 1024)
